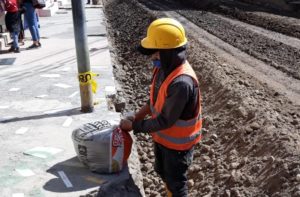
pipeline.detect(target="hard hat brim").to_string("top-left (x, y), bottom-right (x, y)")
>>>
top-left (137, 44), bottom-right (158, 56)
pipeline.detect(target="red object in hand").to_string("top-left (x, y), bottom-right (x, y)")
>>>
top-left (111, 127), bottom-right (133, 166)
top-left (122, 129), bottom-right (133, 165)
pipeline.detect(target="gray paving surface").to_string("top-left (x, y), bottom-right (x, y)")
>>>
top-left (0, 6), bottom-right (143, 197)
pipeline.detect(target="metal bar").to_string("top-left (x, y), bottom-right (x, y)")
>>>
top-left (71, 0), bottom-right (94, 112)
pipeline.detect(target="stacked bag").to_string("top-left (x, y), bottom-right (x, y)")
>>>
top-left (72, 120), bottom-right (132, 173)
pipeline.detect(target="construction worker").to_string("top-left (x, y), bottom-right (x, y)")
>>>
top-left (120, 18), bottom-right (202, 197)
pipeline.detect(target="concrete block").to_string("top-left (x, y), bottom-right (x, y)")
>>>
top-left (0, 38), bottom-right (3, 50)
top-left (0, 32), bottom-right (12, 46)
top-left (37, 2), bottom-right (59, 17)
top-left (57, 0), bottom-right (69, 7)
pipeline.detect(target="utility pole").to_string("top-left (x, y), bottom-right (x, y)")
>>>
top-left (71, 0), bottom-right (94, 112)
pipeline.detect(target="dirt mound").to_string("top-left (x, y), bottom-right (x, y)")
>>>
top-left (92, 0), bottom-right (300, 196)
top-left (174, 0), bottom-right (300, 40)
top-left (151, 0), bottom-right (300, 80)
top-left (238, 0), bottom-right (292, 11)
top-left (213, 3), bottom-right (300, 39)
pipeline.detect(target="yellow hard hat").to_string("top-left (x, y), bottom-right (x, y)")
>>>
top-left (141, 18), bottom-right (188, 49)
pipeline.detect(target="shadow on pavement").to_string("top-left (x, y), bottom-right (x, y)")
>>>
top-left (0, 57), bottom-right (16, 65)
top-left (43, 157), bottom-right (142, 196)
top-left (96, 177), bottom-right (142, 197)
top-left (44, 157), bottom-right (103, 193)
top-left (0, 50), bottom-right (13, 55)
top-left (0, 107), bottom-right (82, 123)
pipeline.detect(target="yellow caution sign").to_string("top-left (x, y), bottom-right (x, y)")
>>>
top-left (78, 71), bottom-right (99, 94)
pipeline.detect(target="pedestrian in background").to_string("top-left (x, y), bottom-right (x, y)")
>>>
top-left (17, 0), bottom-right (25, 45)
top-left (120, 18), bottom-right (203, 197)
top-left (5, 0), bottom-right (21, 53)
top-left (22, 0), bottom-right (40, 49)
top-left (0, 0), bottom-right (6, 17)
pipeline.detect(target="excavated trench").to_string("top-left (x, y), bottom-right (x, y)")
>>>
top-left (141, 0), bottom-right (300, 80)
top-left (212, 2), bottom-right (300, 39)
top-left (90, 0), bottom-right (300, 196)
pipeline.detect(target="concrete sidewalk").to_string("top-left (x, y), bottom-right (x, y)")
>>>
top-left (0, 6), bottom-right (143, 197)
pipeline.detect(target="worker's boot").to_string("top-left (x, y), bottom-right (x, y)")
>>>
top-left (164, 182), bottom-right (172, 197)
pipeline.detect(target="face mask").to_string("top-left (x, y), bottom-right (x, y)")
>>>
top-left (152, 60), bottom-right (161, 68)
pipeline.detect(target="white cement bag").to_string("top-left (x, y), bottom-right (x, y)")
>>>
top-left (72, 120), bottom-right (132, 173)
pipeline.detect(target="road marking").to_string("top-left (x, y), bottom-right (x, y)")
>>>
top-left (58, 171), bottom-right (73, 188)
top-left (105, 86), bottom-right (116, 93)
top-left (0, 105), bottom-right (9, 109)
top-left (15, 168), bottom-right (35, 177)
top-left (15, 127), bottom-right (29, 135)
top-left (60, 67), bottom-right (71, 72)
top-left (24, 147), bottom-right (63, 159)
top-left (9, 88), bottom-right (20, 92)
top-left (40, 74), bottom-right (61, 78)
top-left (43, 109), bottom-right (61, 114)
top-left (35, 94), bottom-right (48, 98)
top-left (62, 117), bottom-right (73, 127)
top-left (68, 91), bottom-right (79, 98)
top-left (43, 106), bottom-right (73, 115)
top-left (12, 193), bottom-right (25, 197)
top-left (54, 83), bottom-right (72, 89)
top-left (0, 116), bottom-right (15, 122)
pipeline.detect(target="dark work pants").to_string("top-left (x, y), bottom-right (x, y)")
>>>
top-left (154, 142), bottom-right (194, 197)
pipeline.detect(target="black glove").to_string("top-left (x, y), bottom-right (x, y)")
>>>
top-left (132, 120), bottom-right (148, 135)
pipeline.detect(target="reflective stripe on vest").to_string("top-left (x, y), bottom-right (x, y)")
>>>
top-left (156, 129), bottom-right (202, 144)
top-left (150, 104), bottom-right (203, 127)
top-left (150, 61), bottom-right (202, 150)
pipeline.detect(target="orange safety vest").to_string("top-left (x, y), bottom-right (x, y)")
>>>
top-left (150, 61), bottom-right (202, 151)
